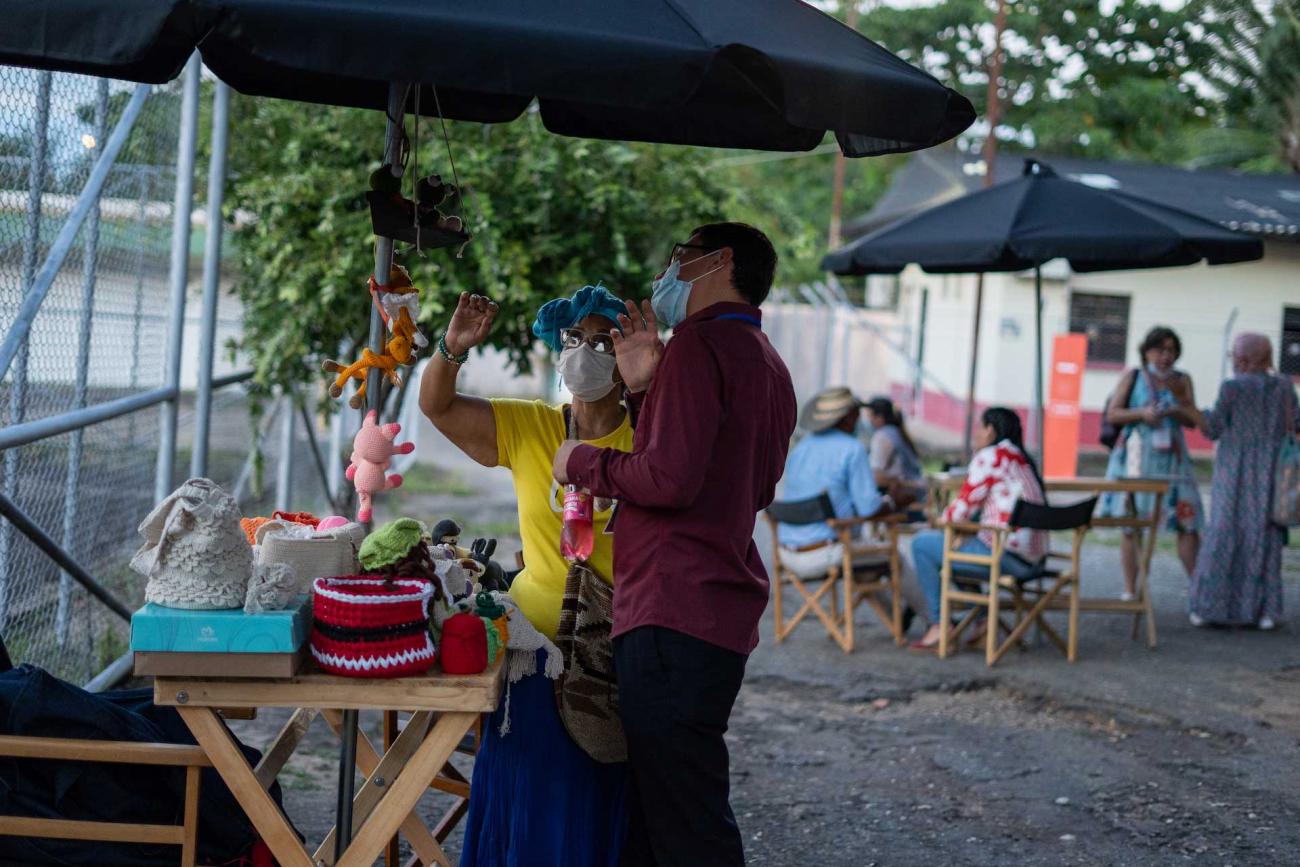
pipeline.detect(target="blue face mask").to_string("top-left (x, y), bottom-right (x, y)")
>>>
top-left (651, 255), bottom-right (723, 328)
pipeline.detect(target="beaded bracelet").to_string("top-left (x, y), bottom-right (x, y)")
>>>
top-left (438, 334), bottom-right (470, 365)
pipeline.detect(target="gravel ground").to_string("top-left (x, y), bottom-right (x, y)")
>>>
top-left (228, 425), bottom-right (1300, 866)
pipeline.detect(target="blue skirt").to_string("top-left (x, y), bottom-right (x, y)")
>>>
top-left (459, 651), bottom-right (628, 867)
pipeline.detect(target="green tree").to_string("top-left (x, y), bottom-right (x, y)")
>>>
top-left (224, 99), bottom-right (736, 398)
top-left (855, 0), bottom-right (1214, 165)
top-left (712, 147), bottom-right (907, 286)
top-left (1188, 0), bottom-right (1300, 172)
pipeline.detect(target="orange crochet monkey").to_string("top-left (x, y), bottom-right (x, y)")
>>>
top-left (323, 266), bottom-right (426, 409)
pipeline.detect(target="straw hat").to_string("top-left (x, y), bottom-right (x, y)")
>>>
top-left (800, 386), bottom-right (863, 433)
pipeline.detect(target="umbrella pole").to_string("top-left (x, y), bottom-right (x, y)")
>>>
top-left (334, 80), bottom-right (409, 862)
top-left (962, 274), bottom-right (985, 461)
top-left (1034, 265), bottom-right (1044, 465)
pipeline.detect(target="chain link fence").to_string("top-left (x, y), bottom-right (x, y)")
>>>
top-left (0, 66), bottom-right (333, 687)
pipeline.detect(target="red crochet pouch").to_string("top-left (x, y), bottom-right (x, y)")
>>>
top-left (274, 510), bottom-right (321, 527)
top-left (311, 576), bottom-right (436, 677)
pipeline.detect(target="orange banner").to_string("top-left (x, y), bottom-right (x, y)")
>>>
top-left (1044, 334), bottom-right (1088, 478)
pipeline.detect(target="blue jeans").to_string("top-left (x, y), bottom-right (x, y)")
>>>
top-left (911, 530), bottom-right (1039, 624)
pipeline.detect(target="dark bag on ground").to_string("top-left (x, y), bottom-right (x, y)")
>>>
top-left (0, 664), bottom-right (294, 866)
top-left (1099, 368), bottom-right (1139, 450)
top-left (553, 562), bottom-right (627, 764)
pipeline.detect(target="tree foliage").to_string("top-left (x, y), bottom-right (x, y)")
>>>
top-left (1189, 0), bottom-right (1300, 172)
top-left (857, 0), bottom-right (1215, 166)
top-left (225, 100), bottom-right (734, 399)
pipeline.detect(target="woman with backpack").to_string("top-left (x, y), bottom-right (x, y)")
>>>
top-left (1100, 326), bottom-right (1204, 600)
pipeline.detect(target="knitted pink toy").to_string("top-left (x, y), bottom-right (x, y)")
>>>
top-left (347, 410), bottom-right (415, 522)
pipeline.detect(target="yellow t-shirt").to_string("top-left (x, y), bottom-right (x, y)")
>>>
top-left (491, 399), bottom-right (633, 640)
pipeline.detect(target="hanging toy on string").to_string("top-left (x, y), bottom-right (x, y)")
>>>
top-left (345, 410), bottom-right (414, 523)
top-left (364, 166), bottom-right (469, 251)
top-left (369, 262), bottom-right (428, 352)
top-left (363, 84), bottom-right (474, 255)
top-left (321, 263), bottom-right (426, 408)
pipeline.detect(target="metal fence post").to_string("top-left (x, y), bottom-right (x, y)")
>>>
top-left (275, 391), bottom-right (296, 512)
top-left (156, 54), bottom-right (201, 501)
top-left (56, 79), bottom-right (109, 647)
top-left (0, 71), bottom-right (52, 629)
top-left (191, 81), bottom-right (230, 479)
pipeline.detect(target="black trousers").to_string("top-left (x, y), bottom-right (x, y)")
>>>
top-left (614, 626), bottom-right (748, 867)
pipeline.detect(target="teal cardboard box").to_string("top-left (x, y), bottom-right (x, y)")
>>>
top-left (131, 595), bottom-right (311, 653)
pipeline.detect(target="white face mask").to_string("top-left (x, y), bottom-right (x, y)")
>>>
top-left (557, 344), bottom-right (618, 402)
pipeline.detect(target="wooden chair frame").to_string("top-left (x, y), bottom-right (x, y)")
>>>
top-left (766, 510), bottom-right (907, 653)
top-left (928, 475), bottom-right (1168, 652)
top-left (937, 516), bottom-right (1089, 666)
top-left (0, 734), bottom-right (211, 866)
top-left (1048, 479), bottom-right (1165, 649)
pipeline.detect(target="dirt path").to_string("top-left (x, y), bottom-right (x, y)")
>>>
top-left (230, 424), bottom-right (1300, 866)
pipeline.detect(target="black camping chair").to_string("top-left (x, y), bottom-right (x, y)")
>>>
top-left (764, 493), bottom-right (906, 652)
top-left (938, 496), bottom-right (1098, 666)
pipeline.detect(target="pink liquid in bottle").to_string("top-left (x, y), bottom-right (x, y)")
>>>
top-left (560, 484), bottom-right (595, 562)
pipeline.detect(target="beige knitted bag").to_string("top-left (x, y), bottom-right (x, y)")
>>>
top-left (131, 478), bottom-right (253, 610)
top-left (255, 520), bottom-right (365, 593)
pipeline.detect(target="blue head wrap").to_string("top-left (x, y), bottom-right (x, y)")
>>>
top-left (531, 284), bottom-right (627, 353)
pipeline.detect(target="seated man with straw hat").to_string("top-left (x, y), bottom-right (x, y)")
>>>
top-left (777, 386), bottom-right (917, 578)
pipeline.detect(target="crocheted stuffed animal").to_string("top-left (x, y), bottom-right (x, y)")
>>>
top-left (323, 266), bottom-right (426, 409)
top-left (346, 410), bottom-right (414, 522)
top-left (322, 330), bottom-right (416, 410)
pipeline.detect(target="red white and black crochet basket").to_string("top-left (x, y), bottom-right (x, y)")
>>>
top-left (311, 576), bottom-right (437, 677)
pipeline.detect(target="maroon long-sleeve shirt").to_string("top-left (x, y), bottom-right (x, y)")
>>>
top-left (566, 302), bottom-right (796, 655)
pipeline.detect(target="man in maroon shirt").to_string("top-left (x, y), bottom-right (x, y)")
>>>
top-left (553, 222), bottom-right (796, 866)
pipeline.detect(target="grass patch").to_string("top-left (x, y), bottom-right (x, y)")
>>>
top-left (396, 469), bottom-right (474, 498)
top-left (277, 766), bottom-right (322, 791)
top-left (460, 520), bottom-right (521, 541)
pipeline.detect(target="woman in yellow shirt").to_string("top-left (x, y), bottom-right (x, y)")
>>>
top-left (418, 284), bottom-right (631, 867)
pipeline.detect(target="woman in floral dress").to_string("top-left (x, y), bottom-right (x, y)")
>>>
top-left (1189, 333), bottom-right (1300, 629)
top-left (1100, 326), bottom-right (1204, 599)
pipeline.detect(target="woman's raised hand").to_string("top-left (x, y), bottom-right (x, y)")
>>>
top-left (444, 293), bottom-right (498, 357)
top-left (612, 299), bottom-right (664, 393)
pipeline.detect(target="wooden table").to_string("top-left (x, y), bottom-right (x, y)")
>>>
top-left (154, 660), bottom-right (503, 867)
top-left (926, 474), bottom-right (1171, 647)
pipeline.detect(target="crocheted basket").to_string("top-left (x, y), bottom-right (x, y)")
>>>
top-left (311, 576), bottom-right (436, 678)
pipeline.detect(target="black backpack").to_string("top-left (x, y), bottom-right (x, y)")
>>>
top-left (1099, 369), bottom-right (1139, 450)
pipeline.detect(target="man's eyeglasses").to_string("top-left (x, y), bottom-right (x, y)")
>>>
top-left (560, 328), bottom-right (616, 355)
top-left (669, 242), bottom-right (717, 264)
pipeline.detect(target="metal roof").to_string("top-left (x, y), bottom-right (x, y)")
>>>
top-left (845, 149), bottom-right (1300, 242)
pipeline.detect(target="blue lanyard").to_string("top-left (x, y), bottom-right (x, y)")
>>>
top-left (715, 313), bottom-right (761, 328)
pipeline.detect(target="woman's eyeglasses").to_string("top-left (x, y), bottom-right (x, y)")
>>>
top-left (560, 328), bottom-right (616, 355)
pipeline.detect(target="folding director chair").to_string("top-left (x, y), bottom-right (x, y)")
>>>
top-left (765, 493), bottom-right (905, 653)
top-left (938, 496), bottom-right (1098, 666)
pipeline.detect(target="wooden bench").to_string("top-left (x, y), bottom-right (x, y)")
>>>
top-left (0, 735), bottom-right (211, 866)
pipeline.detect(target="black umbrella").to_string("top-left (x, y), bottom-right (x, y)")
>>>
top-left (2, 0), bottom-right (974, 156)
top-left (3, 4), bottom-right (972, 859)
top-left (822, 159), bottom-right (1264, 458)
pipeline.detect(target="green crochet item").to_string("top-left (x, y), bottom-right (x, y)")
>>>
top-left (358, 518), bottom-right (427, 570)
top-left (474, 590), bottom-right (506, 620)
top-left (482, 617), bottom-right (503, 665)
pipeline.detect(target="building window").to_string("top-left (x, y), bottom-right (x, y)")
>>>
top-left (1069, 291), bottom-right (1131, 364)
top-left (1282, 306), bottom-right (1300, 376)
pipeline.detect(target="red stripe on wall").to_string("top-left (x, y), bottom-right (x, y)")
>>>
top-left (890, 383), bottom-right (1214, 455)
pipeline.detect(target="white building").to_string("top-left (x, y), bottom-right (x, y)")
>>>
top-left (840, 150), bottom-right (1300, 454)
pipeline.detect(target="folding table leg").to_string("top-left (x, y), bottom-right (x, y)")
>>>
top-left (336, 712), bottom-right (478, 867)
top-left (177, 707), bottom-right (314, 867)
top-left (385, 711), bottom-right (399, 867)
top-left (318, 710), bottom-right (440, 866)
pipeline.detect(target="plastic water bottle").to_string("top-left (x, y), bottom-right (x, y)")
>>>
top-left (560, 485), bottom-right (594, 562)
